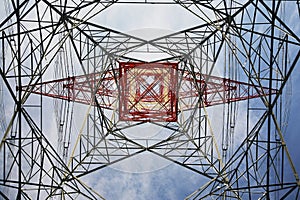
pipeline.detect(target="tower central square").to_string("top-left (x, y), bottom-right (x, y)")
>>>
top-left (119, 62), bottom-right (178, 122)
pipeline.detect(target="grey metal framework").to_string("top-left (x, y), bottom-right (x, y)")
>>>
top-left (0, 0), bottom-right (300, 199)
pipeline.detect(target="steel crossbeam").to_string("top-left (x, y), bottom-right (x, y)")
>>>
top-left (20, 62), bottom-right (277, 122)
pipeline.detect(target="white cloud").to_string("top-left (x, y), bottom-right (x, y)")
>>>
top-left (92, 3), bottom-right (201, 34)
top-left (81, 162), bottom-right (206, 200)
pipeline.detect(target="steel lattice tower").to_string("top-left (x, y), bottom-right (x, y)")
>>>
top-left (0, 0), bottom-right (300, 199)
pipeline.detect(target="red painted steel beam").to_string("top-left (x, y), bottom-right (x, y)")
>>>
top-left (20, 65), bottom-right (277, 121)
top-left (118, 62), bottom-right (178, 122)
top-left (20, 71), bottom-right (119, 109)
top-left (178, 70), bottom-right (277, 110)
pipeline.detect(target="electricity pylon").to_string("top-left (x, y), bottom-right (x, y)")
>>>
top-left (0, 1), bottom-right (300, 199)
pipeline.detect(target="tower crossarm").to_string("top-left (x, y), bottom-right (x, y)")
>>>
top-left (20, 68), bottom-right (278, 113)
top-left (178, 70), bottom-right (278, 110)
top-left (20, 70), bottom-right (119, 109)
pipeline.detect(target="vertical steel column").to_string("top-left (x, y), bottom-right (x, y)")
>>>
top-left (267, 1), bottom-right (276, 199)
top-left (16, 0), bottom-right (22, 198)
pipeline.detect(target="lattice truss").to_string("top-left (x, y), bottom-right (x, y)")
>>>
top-left (0, 0), bottom-right (300, 199)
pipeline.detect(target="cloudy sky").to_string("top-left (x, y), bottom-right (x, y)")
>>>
top-left (0, 1), bottom-right (300, 200)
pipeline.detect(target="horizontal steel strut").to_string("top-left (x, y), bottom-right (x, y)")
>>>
top-left (20, 62), bottom-right (277, 122)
